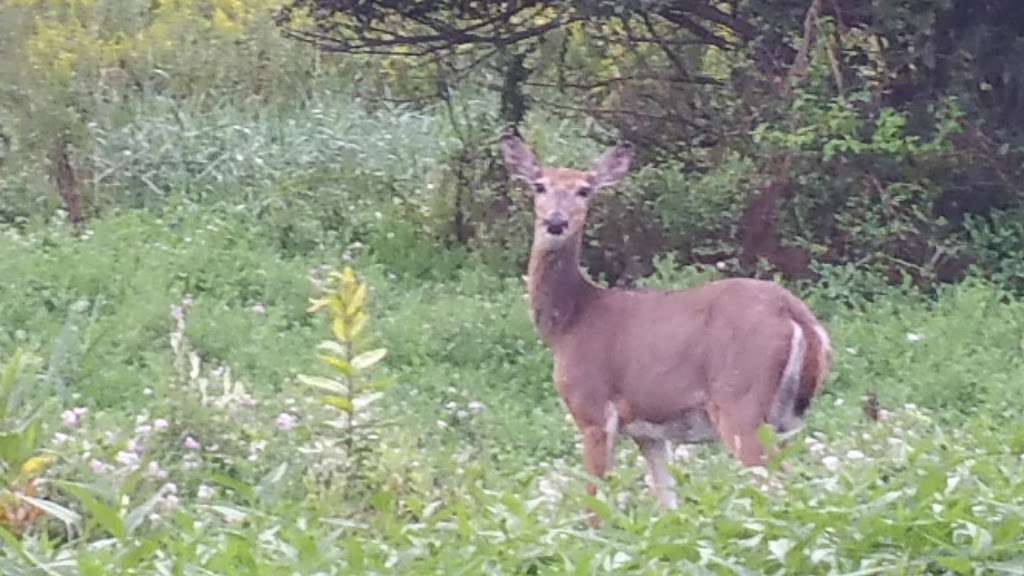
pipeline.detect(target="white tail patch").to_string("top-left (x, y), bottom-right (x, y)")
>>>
top-left (813, 325), bottom-right (831, 355)
top-left (769, 321), bottom-right (806, 432)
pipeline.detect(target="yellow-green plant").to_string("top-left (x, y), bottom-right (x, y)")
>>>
top-left (300, 267), bottom-right (391, 488)
top-left (0, 350), bottom-right (74, 536)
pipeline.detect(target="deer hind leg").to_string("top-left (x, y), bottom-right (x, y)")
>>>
top-left (711, 402), bottom-right (769, 468)
top-left (635, 438), bottom-right (678, 510)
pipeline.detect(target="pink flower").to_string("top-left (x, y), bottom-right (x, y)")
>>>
top-left (115, 450), bottom-right (141, 468)
top-left (154, 418), bottom-right (169, 431)
top-left (275, 413), bottom-right (298, 431)
top-left (89, 459), bottom-right (112, 474)
top-left (61, 407), bottom-right (87, 428)
top-left (184, 436), bottom-right (201, 451)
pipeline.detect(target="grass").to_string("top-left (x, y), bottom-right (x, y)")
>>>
top-left (0, 203), bottom-right (1022, 575)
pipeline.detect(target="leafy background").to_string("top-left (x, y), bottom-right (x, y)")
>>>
top-left (0, 0), bottom-right (1022, 573)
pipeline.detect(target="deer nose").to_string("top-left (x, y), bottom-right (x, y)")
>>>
top-left (545, 216), bottom-right (569, 235)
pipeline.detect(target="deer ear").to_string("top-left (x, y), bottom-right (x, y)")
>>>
top-left (500, 134), bottom-right (542, 183)
top-left (590, 143), bottom-right (635, 189)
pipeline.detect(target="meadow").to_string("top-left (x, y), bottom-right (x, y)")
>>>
top-left (2, 1), bottom-right (1024, 573)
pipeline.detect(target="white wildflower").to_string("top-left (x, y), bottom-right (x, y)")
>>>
top-left (275, 412), bottom-right (298, 431)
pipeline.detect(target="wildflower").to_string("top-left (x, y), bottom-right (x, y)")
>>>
top-left (275, 412), bottom-right (298, 431)
top-left (183, 454), bottom-right (202, 471)
top-left (147, 461), bottom-right (168, 480)
top-left (846, 450), bottom-right (865, 460)
top-left (822, 455), bottom-right (840, 472)
top-left (184, 436), bottom-right (201, 451)
top-left (154, 418), bottom-right (169, 431)
top-left (197, 485), bottom-right (216, 500)
top-left (62, 407), bottom-right (87, 428)
top-left (467, 401), bottom-right (486, 414)
top-left (52, 432), bottom-right (71, 445)
top-left (906, 332), bottom-right (924, 342)
top-left (160, 493), bottom-right (180, 513)
top-left (89, 459), bottom-right (112, 474)
top-left (250, 303), bottom-right (267, 314)
top-left (115, 451), bottom-right (141, 468)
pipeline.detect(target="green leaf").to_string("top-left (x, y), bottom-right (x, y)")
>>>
top-left (256, 462), bottom-right (288, 500)
top-left (352, 348), bottom-right (387, 370)
top-left (297, 374), bottom-right (349, 395)
top-left (317, 341), bottom-right (347, 356)
top-left (125, 490), bottom-right (164, 536)
top-left (915, 466), bottom-right (947, 501)
top-left (120, 537), bottom-right (161, 569)
top-left (57, 481), bottom-right (125, 540)
top-left (581, 494), bottom-right (615, 526)
top-left (200, 504), bottom-right (249, 524)
top-left (345, 283), bottom-right (367, 316)
top-left (332, 317), bottom-right (350, 343)
top-left (755, 423), bottom-right (777, 448)
top-left (209, 474), bottom-right (255, 503)
top-left (0, 417), bottom-right (41, 465)
top-left (318, 354), bottom-right (354, 376)
top-left (322, 395), bottom-right (354, 413)
top-left (0, 349), bottom-right (24, 417)
top-left (349, 311), bottom-right (368, 339)
top-left (366, 376), bottom-right (397, 391)
top-left (14, 493), bottom-right (81, 529)
top-left (0, 525), bottom-right (64, 576)
top-left (936, 556), bottom-right (972, 574)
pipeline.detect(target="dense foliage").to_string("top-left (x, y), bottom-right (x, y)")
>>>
top-left (0, 0), bottom-right (1022, 573)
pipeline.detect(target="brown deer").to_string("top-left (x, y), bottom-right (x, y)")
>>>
top-left (500, 134), bottom-right (832, 513)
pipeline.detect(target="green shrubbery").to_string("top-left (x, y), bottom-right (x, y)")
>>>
top-left (1, 0), bottom-right (1022, 571)
top-left (1, 209), bottom-right (1022, 572)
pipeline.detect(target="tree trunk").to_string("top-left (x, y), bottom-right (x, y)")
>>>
top-left (53, 135), bottom-right (83, 229)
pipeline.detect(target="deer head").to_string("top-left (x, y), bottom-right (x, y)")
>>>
top-left (500, 135), bottom-right (634, 251)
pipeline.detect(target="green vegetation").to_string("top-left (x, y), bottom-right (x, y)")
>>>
top-left (1, 0), bottom-right (1022, 573)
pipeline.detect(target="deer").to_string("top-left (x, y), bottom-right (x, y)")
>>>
top-left (500, 134), bottom-right (832, 516)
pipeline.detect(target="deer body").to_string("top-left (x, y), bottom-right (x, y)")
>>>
top-left (503, 135), bottom-right (832, 512)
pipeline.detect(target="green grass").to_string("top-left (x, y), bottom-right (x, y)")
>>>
top-left (0, 206), bottom-right (1022, 575)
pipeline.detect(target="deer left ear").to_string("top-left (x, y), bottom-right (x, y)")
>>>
top-left (500, 134), bottom-right (543, 184)
top-left (590, 143), bottom-right (635, 190)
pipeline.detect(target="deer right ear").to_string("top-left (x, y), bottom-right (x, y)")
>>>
top-left (500, 135), bottom-right (542, 184)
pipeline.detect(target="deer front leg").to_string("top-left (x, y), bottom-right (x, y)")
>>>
top-left (581, 423), bottom-right (614, 527)
top-left (578, 402), bottom-right (619, 526)
top-left (636, 437), bottom-right (678, 510)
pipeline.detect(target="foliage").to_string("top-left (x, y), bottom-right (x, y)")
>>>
top-left (0, 350), bottom-right (74, 536)
top-left (301, 266), bottom-right (392, 493)
top-left (1, 210), bottom-right (1023, 571)
top-left (0, 1), bottom-right (1023, 570)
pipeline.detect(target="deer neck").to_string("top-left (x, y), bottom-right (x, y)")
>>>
top-left (527, 234), bottom-right (596, 343)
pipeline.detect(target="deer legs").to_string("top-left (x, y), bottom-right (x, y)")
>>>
top-left (581, 424), bottom-right (614, 527)
top-left (636, 438), bottom-right (679, 510)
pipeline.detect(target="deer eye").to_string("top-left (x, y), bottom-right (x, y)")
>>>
top-left (533, 182), bottom-right (547, 194)
top-left (576, 186), bottom-right (592, 198)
